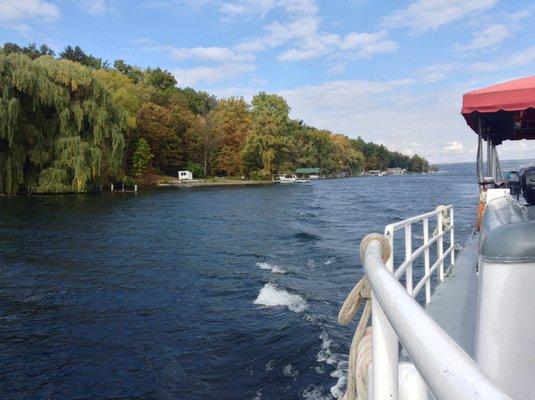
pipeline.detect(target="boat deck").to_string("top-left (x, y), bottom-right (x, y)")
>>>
top-left (425, 235), bottom-right (479, 356)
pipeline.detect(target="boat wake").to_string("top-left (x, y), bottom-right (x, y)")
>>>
top-left (316, 332), bottom-right (348, 399)
top-left (254, 283), bottom-right (307, 313)
top-left (256, 262), bottom-right (287, 274)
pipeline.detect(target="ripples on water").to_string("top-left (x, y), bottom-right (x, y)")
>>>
top-left (0, 163), bottom-right (485, 399)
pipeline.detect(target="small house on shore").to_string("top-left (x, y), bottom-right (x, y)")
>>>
top-left (178, 170), bottom-right (193, 181)
top-left (295, 167), bottom-right (321, 179)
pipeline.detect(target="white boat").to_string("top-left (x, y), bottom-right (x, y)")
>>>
top-left (277, 175), bottom-right (296, 184)
top-left (277, 175), bottom-right (310, 184)
top-left (338, 76), bottom-right (535, 400)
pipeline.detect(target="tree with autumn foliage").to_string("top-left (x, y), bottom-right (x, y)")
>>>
top-left (212, 98), bottom-right (251, 176)
top-left (0, 41), bottom-right (433, 195)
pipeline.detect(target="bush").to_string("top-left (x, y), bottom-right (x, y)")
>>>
top-left (250, 170), bottom-right (268, 181)
top-left (123, 176), bottom-right (136, 188)
top-left (186, 162), bottom-right (204, 178)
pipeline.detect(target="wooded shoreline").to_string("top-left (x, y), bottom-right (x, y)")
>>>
top-left (0, 42), bottom-right (433, 196)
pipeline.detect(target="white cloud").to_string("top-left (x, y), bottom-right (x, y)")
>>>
top-left (238, 16), bottom-right (398, 61)
top-left (455, 24), bottom-right (511, 52)
top-left (417, 63), bottom-right (460, 83)
top-left (340, 31), bottom-right (387, 50)
top-left (0, 22), bottom-right (33, 35)
top-left (468, 46), bottom-right (535, 72)
top-left (172, 63), bottom-right (256, 86)
top-left (444, 141), bottom-right (464, 153)
top-left (382, 0), bottom-right (498, 34)
top-left (326, 62), bottom-right (346, 75)
top-left (0, 0), bottom-right (59, 21)
top-left (278, 79), bottom-right (477, 163)
top-left (85, 0), bottom-right (108, 15)
top-left (219, 0), bottom-right (317, 19)
top-left (148, 45), bottom-right (254, 62)
top-left (230, 2), bottom-right (398, 62)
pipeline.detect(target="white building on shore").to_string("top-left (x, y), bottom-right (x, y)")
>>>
top-left (178, 170), bottom-right (193, 180)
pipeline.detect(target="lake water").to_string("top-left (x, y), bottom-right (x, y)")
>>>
top-left (0, 162), bottom-right (496, 399)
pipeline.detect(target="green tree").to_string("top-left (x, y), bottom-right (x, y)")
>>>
top-left (243, 92), bottom-right (290, 177)
top-left (212, 97), bottom-right (251, 176)
top-left (186, 161), bottom-right (203, 178)
top-left (0, 53), bottom-right (126, 194)
top-left (60, 45), bottom-right (108, 69)
top-left (145, 67), bottom-right (177, 90)
top-left (114, 59), bottom-right (144, 83)
top-left (2, 42), bottom-right (55, 59)
top-left (409, 154), bottom-right (429, 173)
top-left (132, 138), bottom-right (153, 176)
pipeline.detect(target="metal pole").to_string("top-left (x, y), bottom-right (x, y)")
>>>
top-left (437, 211), bottom-right (444, 282)
top-left (372, 226), bottom-right (399, 400)
top-left (494, 146), bottom-right (503, 184)
top-left (487, 139), bottom-right (492, 178)
top-left (450, 208), bottom-right (455, 268)
top-left (405, 224), bottom-right (413, 295)
top-left (423, 217), bottom-right (431, 304)
top-left (477, 118), bottom-right (483, 186)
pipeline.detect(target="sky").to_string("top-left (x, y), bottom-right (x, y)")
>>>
top-left (1, 0), bottom-right (535, 163)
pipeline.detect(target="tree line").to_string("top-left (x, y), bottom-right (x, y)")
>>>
top-left (0, 42), bottom-right (431, 195)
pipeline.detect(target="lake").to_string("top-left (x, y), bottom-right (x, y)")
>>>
top-left (0, 163), bottom-right (483, 399)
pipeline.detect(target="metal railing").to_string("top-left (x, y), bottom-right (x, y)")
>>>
top-left (385, 205), bottom-right (454, 304)
top-left (364, 206), bottom-right (513, 400)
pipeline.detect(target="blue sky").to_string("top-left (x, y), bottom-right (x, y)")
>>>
top-left (1, 0), bottom-right (535, 162)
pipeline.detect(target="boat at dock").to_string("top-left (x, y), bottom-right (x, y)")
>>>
top-left (339, 76), bottom-right (535, 400)
top-left (276, 175), bottom-right (310, 184)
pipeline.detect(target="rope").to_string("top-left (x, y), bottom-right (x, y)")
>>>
top-left (338, 233), bottom-right (390, 400)
top-left (433, 205), bottom-right (450, 236)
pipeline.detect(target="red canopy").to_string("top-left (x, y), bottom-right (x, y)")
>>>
top-left (462, 76), bottom-right (535, 142)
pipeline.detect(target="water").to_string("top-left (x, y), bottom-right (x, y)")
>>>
top-left (0, 163), bottom-right (485, 399)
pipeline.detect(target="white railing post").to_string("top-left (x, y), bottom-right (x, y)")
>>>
top-left (404, 224), bottom-right (413, 295)
top-left (423, 217), bottom-right (431, 304)
top-left (450, 208), bottom-right (455, 268)
top-left (372, 226), bottom-right (399, 400)
top-left (362, 239), bottom-right (514, 400)
top-left (437, 210), bottom-right (444, 282)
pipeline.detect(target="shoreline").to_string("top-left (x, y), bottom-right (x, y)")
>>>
top-left (156, 179), bottom-right (274, 188)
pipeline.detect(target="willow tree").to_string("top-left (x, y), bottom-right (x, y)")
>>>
top-left (0, 53), bottom-right (126, 194)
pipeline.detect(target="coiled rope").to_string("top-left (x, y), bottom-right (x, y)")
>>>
top-left (338, 233), bottom-right (391, 400)
top-left (433, 205), bottom-right (450, 236)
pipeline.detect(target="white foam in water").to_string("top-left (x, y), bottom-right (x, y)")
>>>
top-left (324, 258), bottom-right (336, 265)
top-left (314, 332), bottom-right (348, 399)
top-left (283, 364), bottom-right (299, 378)
top-left (255, 262), bottom-right (286, 274)
top-left (254, 283), bottom-right (307, 313)
top-left (316, 332), bottom-right (338, 365)
top-left (301, 385), bottom-right (332, 400)
top-left (330, 361), bottom-right (348, 399)
top-left (252, 389), bottom-right (262, 400)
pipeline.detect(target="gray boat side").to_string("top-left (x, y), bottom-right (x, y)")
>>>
top-left (425, 235), bottom-right (478, 357)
